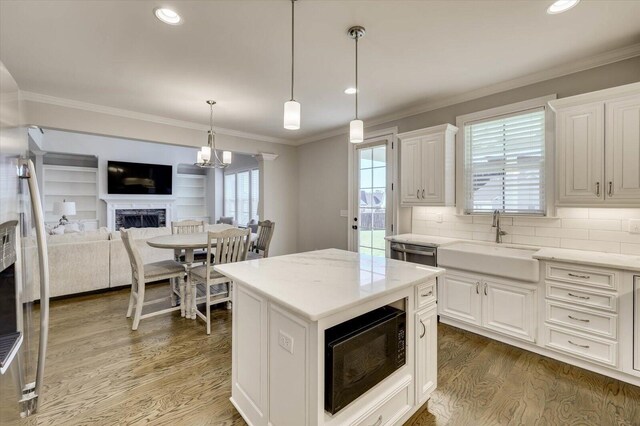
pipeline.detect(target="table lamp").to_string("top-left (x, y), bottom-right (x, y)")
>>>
top-left (53, 199), bottom-right (76, 226)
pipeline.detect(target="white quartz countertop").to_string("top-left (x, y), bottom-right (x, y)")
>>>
top-left (388, 234), bottom-right (640, 272)
top-left (533, 248), bottom-right (640, 272)
top-left (214, 248), bottom-right (444, 321)
top-left (386, 233), bottom-right (461, 247)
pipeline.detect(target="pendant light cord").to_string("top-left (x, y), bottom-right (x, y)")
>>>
top-left (290, 0), bottom-right (295, 101)
top-left (355, 35), bottom-right (359, 120)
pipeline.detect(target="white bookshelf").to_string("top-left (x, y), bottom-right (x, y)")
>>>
top-left (175, 173), bottom-right (208, 222)
top-left (42, 165), bottom-right (99, 224)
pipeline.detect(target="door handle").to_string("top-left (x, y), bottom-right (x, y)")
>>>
top-left (475, 282), bottom-right (480, 294)
top-left (608, 181), bottom-right (613, 197)
top-left (420, 319), bottom-right (426, 338)
top-left (422, 189), bottom-right (425, 198)
top-left (18, 159), bottom-right (50, 414)
top-left (484, 283), bottom-right (488, 296)
top-left (416, 189), bottom-right (420, 199)
top-left (596, 181), bottom-right (600, 197)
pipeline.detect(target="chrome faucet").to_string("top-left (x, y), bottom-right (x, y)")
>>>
top-left (492, 210), bottom-right (508, 243)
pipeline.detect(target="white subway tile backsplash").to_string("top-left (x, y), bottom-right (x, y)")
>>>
top-left (589, 229), bottom-right (640, 244)
top-left (513, 217), bottom-right (561, 228)
top-left (562, 219), bottom-right (621, 231)
top-left (535, 227), bottom-right (589, 240)
top-left (411, 207), bottom-right (640, 254)
top-left (588, 208), bottom-right (640, 220)
top-left (621, 243), bottom-right (640, 255)
top-left (511, 235), bottom-right (561, 247)
top-left (560, 239), bottom-right (621, 253)
top-left (556, 208), bottom-right (589, 219)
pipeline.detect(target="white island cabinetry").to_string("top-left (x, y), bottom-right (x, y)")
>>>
top-left (215, 249), bottom-right (444, 426)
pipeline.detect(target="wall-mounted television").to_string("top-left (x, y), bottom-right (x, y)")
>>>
top-left (107, 161), bottom-right (172, 195)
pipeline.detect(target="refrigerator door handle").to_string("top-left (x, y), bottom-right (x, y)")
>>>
top-left (17, 159), bottom-right (49, 415)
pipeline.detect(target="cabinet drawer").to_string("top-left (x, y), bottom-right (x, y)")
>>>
top-left (353, 378), bottom-right (411, 426)
top-left (416, 280), bottom-right (436, 309)
top-left (546, 326), bottom-right (617, 367)
top-left (546, 301), bottom-right (617, 338)
top-left (546, 282), bottom-right (617, 312)
top-left (546, 263), bottom-right (617, 289)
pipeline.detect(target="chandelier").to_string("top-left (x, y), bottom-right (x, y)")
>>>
top-left (195, 100), bottom-right (232, 168)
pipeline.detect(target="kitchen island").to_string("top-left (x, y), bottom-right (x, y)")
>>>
top-left (215, 249), bottom-right (444, 426)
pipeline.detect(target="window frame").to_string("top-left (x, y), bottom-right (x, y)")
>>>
top-left (223, 168), bottom-right (260, 225)
top-left (455, 95), bottom-right (556, 217)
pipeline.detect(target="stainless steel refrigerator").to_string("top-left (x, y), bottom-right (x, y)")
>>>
top-left (1, 64), bottom-right (50, 422)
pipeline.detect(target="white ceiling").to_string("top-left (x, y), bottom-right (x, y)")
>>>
top-left (1, 0), bottom-right (639, 144)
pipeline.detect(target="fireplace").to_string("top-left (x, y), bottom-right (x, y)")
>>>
top-left (115, 209), bottom-right (166, 230)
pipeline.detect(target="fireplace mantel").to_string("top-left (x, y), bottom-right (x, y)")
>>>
top-left (100, 195), bottom-right (177, 231)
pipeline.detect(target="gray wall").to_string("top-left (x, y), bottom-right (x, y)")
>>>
top-left (296, 56), bottom-right (640, 252)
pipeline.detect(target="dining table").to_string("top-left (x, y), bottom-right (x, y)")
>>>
top-left (147, 231), bottom-right (256, 320)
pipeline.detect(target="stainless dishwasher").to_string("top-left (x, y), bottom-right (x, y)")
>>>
top-left (390, 242), bottom-right (437, 267)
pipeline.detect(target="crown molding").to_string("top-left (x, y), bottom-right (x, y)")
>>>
top-left (20, 91), bottom-right (295, 146)
top-left (297, 43), bottom-right (640, 145)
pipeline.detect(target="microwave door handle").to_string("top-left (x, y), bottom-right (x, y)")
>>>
top-left (18, 159), bottom-right (50, 413)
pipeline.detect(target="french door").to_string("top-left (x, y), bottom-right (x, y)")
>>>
top-left (351, 135), bottom-right (394, 257)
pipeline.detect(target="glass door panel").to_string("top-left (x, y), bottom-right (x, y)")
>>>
top-left (358, 144), bottom-right (387, 257)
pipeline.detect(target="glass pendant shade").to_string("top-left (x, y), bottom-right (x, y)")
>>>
top-left (222, 151), bottom-right (233, 164)
top-left (197, 150), bottom-right (204, 164)
top-left (349, 119), bottom-right (364, 144)
top-left (201, 146), bottom-right (212, 162)
top-left (284, 100), bottom-right (301, 130)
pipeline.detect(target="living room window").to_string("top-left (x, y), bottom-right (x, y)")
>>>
top-left (457, 96), bottom-right (553, 216)
top-left (224, 168), bottom-right (259, 225)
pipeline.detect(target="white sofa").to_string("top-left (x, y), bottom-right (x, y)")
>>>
top-left (25, 227), bottom-right (175, 299)
top-left (25, 224), bottom-right (239, 299)
top-left (24, 228), bottom-right (111, 299)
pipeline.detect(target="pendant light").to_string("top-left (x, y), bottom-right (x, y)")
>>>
top-left (348, 26), bottom-right (365, 144)
top-left (195, 100), bottom-right (232, 168)
top-left (283, 0), bottom-right (300, 130)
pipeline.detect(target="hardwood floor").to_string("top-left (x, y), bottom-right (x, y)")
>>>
top-left (14, 285), bottom-right (640, 426)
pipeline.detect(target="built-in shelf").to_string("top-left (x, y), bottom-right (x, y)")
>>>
top-left (175, 173), bottom-right (208, 222)
top-left (42, 165), bottom-right (99, 224)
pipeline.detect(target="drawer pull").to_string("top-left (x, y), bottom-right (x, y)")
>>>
top-left (568, 340), bottom-right (590, 349)
top-left (567, 292), bottom-right (590, 300)
top-left (421, 290), bottom-right (433, 297)
top-left (568, 315), bottom-right (590, 323)
top-left (568, 273), bottom-right (590, 279)
top-left (369, 415), bottom-right (383, 426)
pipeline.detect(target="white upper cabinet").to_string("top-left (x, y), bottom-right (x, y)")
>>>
top-left (605, 95), bottom-right (640, 201)
top-left (556, 103), bottom-right (605, 204)
top-left (399, 124), bottom-right (458, 206)
top-left (550, 82), bottom-right (640, 207)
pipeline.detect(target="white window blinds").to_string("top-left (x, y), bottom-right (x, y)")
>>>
top-left (464, 108), bottom-right (546, 215)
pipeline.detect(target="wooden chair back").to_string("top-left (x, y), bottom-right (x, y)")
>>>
top-left (205, 228), bottom-right (251, 278)
top-left (255, 220), bottom-right (275, 258)
top-left (121, 228), bottom-right (144, 283)
top-left (171, 220), bottom-right (205, 234)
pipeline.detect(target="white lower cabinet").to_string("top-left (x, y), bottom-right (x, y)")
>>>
top-left (438, 273), bottom-right (481, 326)
top-left (634, 276), bottom-right (639, 372)
top-left (415, 304), bottom-right (437, 405)
top-left (483, 280), bottom-right (537, 342)
top-left (439, 271), bottom-right (537, 343)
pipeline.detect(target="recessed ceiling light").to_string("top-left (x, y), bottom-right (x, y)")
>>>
top-left (344, 87), bottom-right (357, 95)
top-left (154, 8), bottom-right (182, 25)
top-left (546, 0), bottom-right (580, 14)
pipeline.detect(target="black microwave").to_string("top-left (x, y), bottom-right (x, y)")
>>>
top-left (325, 305), bottom-right (406, 415)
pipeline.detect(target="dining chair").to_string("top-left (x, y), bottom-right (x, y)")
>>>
top-left (122, 228), bottom-right (186, 330)
top-left (247, 220), bottom-right (275, 260)
top-left (170, 220), bottom-right (206, 305)
top-left (189, 227), bottom-right (251, 334)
